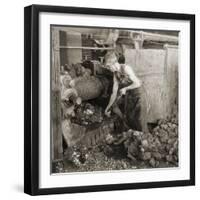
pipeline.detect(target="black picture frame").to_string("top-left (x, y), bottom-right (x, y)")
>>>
top-left (24, 4), bottom-right (195, 196)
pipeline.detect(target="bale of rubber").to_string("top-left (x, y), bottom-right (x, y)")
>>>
top-left (73, 76), bottom-right (104, 100)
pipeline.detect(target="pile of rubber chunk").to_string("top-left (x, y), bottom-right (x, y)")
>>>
top-left (121, 116), bottom-right (178, 167)
top-left (71, 102), bottom-right (104, 126)
top-left (62, 116), bottom-right (178, 171)
top-left (63, 146), bottom-right (135, 172)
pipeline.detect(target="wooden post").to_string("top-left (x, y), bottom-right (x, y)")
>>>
top-left (51, 28), bottom-right (63, 162)
top-left (131, 32), bottom-right (144, 49)
top-left (163, 44), bottom-right (178, 118)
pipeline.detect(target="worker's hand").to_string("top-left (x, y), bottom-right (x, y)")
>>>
top-left (119, 88), bottom-right (126, 96)
top-left (105, 108), bottom-right (111, 117)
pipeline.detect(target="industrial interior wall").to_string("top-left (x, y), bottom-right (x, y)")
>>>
top-left (66, 31), bottom-right (82, 65)
top-left (125, 48), bottom-right (178, 122)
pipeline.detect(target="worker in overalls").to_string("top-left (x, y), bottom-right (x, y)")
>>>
top-left (103, 51), bottom-right (148, 133)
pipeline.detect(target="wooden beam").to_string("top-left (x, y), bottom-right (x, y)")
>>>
top-left (163, 44), bottom-right (178, 49)
top-left (56, 46), bottom-right (114, 50)
top-left (130, 31), bottom-right (178, 43)
top-left (51, 28), bottom-right (63, 162)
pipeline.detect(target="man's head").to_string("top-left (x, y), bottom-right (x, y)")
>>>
top-left (104, 51), bottom-right (121, 72)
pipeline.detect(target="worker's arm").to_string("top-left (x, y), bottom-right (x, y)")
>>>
top-left (105, 74), bottom-right (119, 116)
top-left (120, 65), bottom-right (141, 95)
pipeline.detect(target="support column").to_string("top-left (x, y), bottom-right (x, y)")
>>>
top-left (51, 28), bottom-right (63, 162)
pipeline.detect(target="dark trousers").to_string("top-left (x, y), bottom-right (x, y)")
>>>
top-left (125, 87), bottom-right (149, 133)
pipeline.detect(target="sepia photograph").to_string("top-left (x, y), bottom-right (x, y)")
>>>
top-left (51, 25), bottom-right (179, 174)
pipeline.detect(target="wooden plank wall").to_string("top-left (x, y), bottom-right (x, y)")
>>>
top-left (125, 47), bottom-right (178, 122)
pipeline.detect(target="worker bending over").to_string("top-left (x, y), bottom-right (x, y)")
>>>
top-left (103, 51), bottom-right (148, 133)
